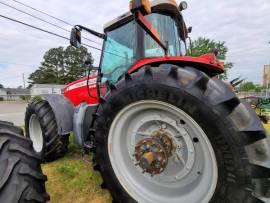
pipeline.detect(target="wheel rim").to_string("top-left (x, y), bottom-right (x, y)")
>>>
top-left (29, 114), bottom-right (43, 153)
top-left (108, 100), bottom-right (218, 203)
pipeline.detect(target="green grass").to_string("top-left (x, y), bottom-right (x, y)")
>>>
top-left (263, 123), bottom-right (270, 134)
top-left (42, 136), bottom-right (111, 203)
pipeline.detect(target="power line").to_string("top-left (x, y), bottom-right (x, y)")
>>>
top-left (0, 1), bottom-right (69, 32)
top-left (0, 1), bottom-right (101, 46)
top-left (0, 61), bottom-right (36, 67)
top-left (0, 13), bottom-right (127, 59)
top-left (0, 14), bottom-right (103, 51)
top-left (12, 0), bottom-right (102, 45)
top-left (0, 59), bottom-right (97, 70)
top-left (12, 0), bottom-right (72, 26)
top-left (5, 0), bottom-right (127, 58)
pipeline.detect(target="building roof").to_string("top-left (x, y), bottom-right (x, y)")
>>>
top-left (0, 88), bottom-right (30, 95)
top-left (31, 84), bottom-right (66, 88)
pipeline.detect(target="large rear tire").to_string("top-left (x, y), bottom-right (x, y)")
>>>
top-left (0, 121), bottom-right (49, 203)
top-left (25, 100), bottom-right (69, 162)
top-left (93, 65), bottom-right (270, 203)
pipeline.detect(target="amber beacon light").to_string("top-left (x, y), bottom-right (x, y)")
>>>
top-left (130, 0), bottom-right (152, 15)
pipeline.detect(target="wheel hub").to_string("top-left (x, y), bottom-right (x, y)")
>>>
top-left (29, 114), bottom-right (43, 153)
top-left (134, 130), bottom-right (176, 175)
top-left (108, 100), bottom-right (218, 202)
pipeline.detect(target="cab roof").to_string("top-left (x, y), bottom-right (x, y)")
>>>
top-left (103, 0), bottom-right (181, 32)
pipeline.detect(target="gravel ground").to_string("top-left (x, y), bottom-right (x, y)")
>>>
top-left (0, 101), bottom-right (27, 126)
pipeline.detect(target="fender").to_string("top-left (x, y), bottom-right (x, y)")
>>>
top-left (128, 54), bottom-right (224, 77)
top-left (42, 94), bottom-right (74, 135)
top-left (73, 102), bottom-right (98, 146)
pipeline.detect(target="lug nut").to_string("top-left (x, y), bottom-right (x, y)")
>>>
top-left (175, 134), bottom-right (182, 138)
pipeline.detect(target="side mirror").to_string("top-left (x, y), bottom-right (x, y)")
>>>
top-left (70, 27), bottom-right (81, 48)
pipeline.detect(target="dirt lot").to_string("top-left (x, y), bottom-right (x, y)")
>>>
top-left (0, 101), bottom-right (27, 126)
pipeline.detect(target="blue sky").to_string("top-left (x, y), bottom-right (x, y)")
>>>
top-left (0, 64), bottom-right (6, 69)
top-left (0, 0), bottom-right (269, 87)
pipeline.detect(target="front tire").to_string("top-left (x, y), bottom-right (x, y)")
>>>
top-left (93, 65), bottom-right (270, 203)
top-left (25, 100), bottom-right (69, 162)
top-left (0, 121), bottom-right (49, 203)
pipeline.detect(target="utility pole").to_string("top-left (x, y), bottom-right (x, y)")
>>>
top-left (22, 73), bottom-right (25, 89)
top-left (266, 74), bottom-right (269, 98)
top-left (266, 42), bottom-right (270, 98)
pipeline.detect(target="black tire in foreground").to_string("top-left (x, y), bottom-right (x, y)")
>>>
top-left (93, 65), bottom-right (270, 203)
top-left (0, 121), bottom-right (24, 135)
top-left (25, 100), bottom-right (69, 162)
top-left (0, 121), bottom-right (49, 203)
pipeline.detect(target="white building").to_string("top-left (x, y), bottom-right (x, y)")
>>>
top-left (0, 89), bottom-right (7, 100)
top-left (0, 88), bottom-right (30, 101)
top-left (30, 84), bottom-right (66, 96)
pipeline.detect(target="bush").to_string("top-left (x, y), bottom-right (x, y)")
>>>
top-left (30, 96), bottom-right (43, 103)
top-left (20, 95), bottom-right (31, 101)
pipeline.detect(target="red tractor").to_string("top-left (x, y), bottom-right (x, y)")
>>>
top-left (24, 0), bottom-right (270, 202)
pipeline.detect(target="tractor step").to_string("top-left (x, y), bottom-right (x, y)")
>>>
top-left (82, 141), bottom-right (95, 164)
top-left (83, 141), bottom-right (95, 154)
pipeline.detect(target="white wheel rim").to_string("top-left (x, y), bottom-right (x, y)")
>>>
top-left (108, 100), bottom-right (218, 203)
top-left (29, 114), bottom-right (44, 153)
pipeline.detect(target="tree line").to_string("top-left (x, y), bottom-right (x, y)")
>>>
top-left (239, 81), bottom-right (263, 92)
top-left (28, 46), bottom-right (93, 86)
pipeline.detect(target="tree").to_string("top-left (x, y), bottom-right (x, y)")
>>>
top-left (239, 81), bottom-right (256, 92)
top-left (187, 37), bottom-right (233, 80)
top-left (255, 85), bottom-right (264, 93)
top-left (0, 84), bottom-right (4, 88)
top-left (28, 46), bottom-right (93, 85)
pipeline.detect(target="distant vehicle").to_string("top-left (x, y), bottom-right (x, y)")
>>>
top-left (257, 99), bottom-right (270, 123)
top-left (241, 96), bottom-right (270, 123)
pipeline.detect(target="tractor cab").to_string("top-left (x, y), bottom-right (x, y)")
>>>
top-left (101, 0), bottom-right (188, 83)
top-left (70, 0), bottom-right (196, 85)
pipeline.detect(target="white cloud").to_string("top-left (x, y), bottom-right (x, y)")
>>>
top-left (0, 0), bottom-right (269, 87)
